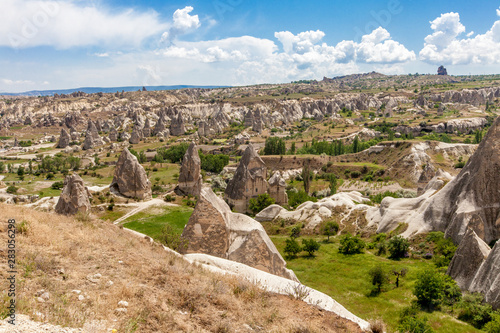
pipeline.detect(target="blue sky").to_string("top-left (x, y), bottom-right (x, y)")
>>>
top-left (1, 0), bottom-right (500, 92)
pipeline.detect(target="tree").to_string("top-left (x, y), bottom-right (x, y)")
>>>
top-left (414, 269), bottom-right (445, 310)
top-left (248, 193), bottom-right (275, 215)
top-left (474, 129), bottom-right (483, 144)
top-left (302, 238), bottom-right (320, 256)
top-left (289, 142), bottom-right (296, 155)
top-left (302, 159), bottom-right (312, 194)
top-left (369, 265), bottom-right (389, 294)
top-left (393, 268), bottom-right (407, 288)
top-left (328, 173), bottom-right (337, 195)
top-left (264, 137), bottom-right (286, 155)
top-left (290, 225), bottom-right (301, 239)
top-left (388, 235), bottom-right (410, 259)
top-left (17, 166), bottom-right (25, 178)
top-left (322, 221), bottom-right (339, 242)
top-left (352, 135), bottom-right (360, 153)
top-left (338, 233), bottom-right (365, 254)
top-left (284, 237), bottom-right (302, 258)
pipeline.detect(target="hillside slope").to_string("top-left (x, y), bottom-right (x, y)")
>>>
top-left (0, 205), bottom-right (362, 332)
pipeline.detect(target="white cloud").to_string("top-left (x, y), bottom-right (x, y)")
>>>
top-left (420, 10), bottom-right (500, 65)
top-left (94, 52), bottom-right (109, 57)
top-left (2, 78), bottom-right (34, 85)
top-left (160, 6), bottom-right (200, 44)
top-left (497, 7), bottom-right (500, 17)
top-left (157, 27), bottom-right (414, 84)
top-left (466, 31), bottom-right (475, 37)
top-left (0, 0), bottom-right (168, 49)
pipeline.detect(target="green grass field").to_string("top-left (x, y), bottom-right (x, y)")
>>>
top-left (123, 205), bottom-right (193, 241)
top-left (271, 235), bottom-right (481, 333)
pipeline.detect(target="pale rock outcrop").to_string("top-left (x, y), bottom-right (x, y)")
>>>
top-left (447, 228), bottom-right (491, 290)
top-left (175, 142), bottom-right (202, 197)
top-left (142, 118), bottom-right (151, 137)
top-left (170, 113), bottom-right (186, 136)
top-left (469, 242), bottom-right (500, 309)
top-left (180, 187), bottom-right (298, 281)
top-left (256, 191), bottom-right (370, 230)
top-left (129, 126), bottom-right (143, 144)
top-left (111, 148), bottom-right (152, 200)
top-left (109, 127), bottom-right (118, 141)
top-left (82, 120), bottom-right (104, 150)
top-left (367, 116), bottom-right (500, 244)
top-left (56, 128), bottom-right (71, 148)
top-left (224, 144), bottom-right (268, 213)
top-left (55, 174), bottom-right (91, 215)
top-left (268, 171), bottom-right (288, 206)
top-left (153, 116), bottom-right (166, 136)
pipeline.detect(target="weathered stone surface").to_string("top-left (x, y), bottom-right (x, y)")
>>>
top-left (109, 127), bottom-right (118, 141)
top-left (142, 118), bottom-right (151, 137)
top-left (180, 187), bottom-right (298, 281)
top-left (129, 126), bottom-right (143, 144)
top-left (437, 65), bottom-right (448, 75)
top-left (56, 128), bottom-right (71, 148)
top-left (55, 174), bottom-right (91, 215)
top-left (82, 120), bottom-right (103, 150)
top-left (268, 171), bottom-right (288, 205)
top-left (170, 113), bottom-right (186, 136)
top-left (469, 242), bottom-right (500, 309)
top-left (447, 228), bottom-right (491, 290)
top-left (224, 144), bottom-right (268, 213)
top-left (175, 142), bottom-right (202, 197)
top-left (111, 148), bottom-right (152, 200)
top-left (153, 117), bottom-right (166, 136)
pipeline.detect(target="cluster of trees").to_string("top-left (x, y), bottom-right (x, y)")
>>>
top-left (263, 137), bottom-right (286, 155)
top-left (153, 144), bottom-right (229, 173)
top-left (297, 136), bottom-right (381, 156)
top-left (248, 193), bottom-right (275, 215)
top-left (284, 226), bottom-right (321, 258)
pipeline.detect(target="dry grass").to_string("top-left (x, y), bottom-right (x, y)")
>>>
top-left (0, 204), bottom-right (362, 332)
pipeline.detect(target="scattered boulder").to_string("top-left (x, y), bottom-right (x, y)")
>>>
top-left (180, 187), bottom-right (298, 281)
top-left (111, 148), bottom-right (152, 200)
top-left (55, 174), bottom-right (92, 215)
top-left (447, 228), bottom-right (491, 290)
top-left (56, 128), bottom-right (71, 148)
top-left (224, 144), bottom-right (268, 213)
top-left (175, 142), bottom-right (202, 197)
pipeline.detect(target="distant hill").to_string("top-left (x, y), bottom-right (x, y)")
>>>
top-left (0, 85), bottom-right (230, 97)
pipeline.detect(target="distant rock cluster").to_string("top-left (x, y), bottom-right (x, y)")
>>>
top-left (437, 65), bottom-right (448, 76)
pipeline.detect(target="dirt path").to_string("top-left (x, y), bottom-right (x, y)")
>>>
top-left (113, 198), bottom-right (179, 225)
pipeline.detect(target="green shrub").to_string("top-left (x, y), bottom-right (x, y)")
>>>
top-left (287, 189), bottom-right (317, 209)
top-left (485, 313), bottom-right (500, 333)
top-left (397, 305), bottom-right (434, 333)
top-left (290, 225), bottom-right (301, 239)
top-left (414, 269), bottom-right (445, 310)
top-left (338, 233), bottom-right (365, 255)
top-left (248, 193), bottom-right (275, 215)
top-left (388, 235), bottom-right (410, 259)
top-left (368, 265), bottom-right (389, 294)
top-left (322, 221), bottom-right (339, 242)
top-left (160, 224), bottom-right (188, 252)
top-left (284, 237), bottom-right (302, 259)
top-left (51, 181), bottom-right (64, 190)
top-left (369, 191), bottom-right (401, 204)
top-left (6, 185), bottom-right (18, 194)
top-left (457, 293), bottom-right (493, 329)
top-left (302, 238), bottom-right (320, 257)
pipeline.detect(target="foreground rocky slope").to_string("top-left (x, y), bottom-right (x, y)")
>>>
top-left (0, 204), bottom-right (365, 332)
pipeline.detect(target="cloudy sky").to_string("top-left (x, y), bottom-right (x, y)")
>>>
top-left (1, 0), bottom-right (500, 92)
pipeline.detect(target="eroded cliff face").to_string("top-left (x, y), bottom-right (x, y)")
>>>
top-left (180, 187), bottom-right (298, 281)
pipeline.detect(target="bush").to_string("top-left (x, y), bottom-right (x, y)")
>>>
top-left (199, 152), bottom-right (229, 173)
top-left (322, 221), bottom-right (339, 242)
top-left (46, 173), bottom-right (54, 180)
top-left (287, 189), bottom-right (317, 209)
top-left (414, 269), bottom-right (445, 310)
top-left (51, 181), bottom-right (64, 190)
top-left (6, 185), bottom-right (18, 194)
top-left (290, 225), bottom-right (301, 239)
top-left (284, 237), bottom-right (302, 258)
top-left (368, 265), bottom-right (389, 294)
top-left (338, 233), bottom-right (365, 254)
top-left (164, 195), bottom-right (175, 202)
top-left (397, 306), bottom-right (434, 333)
top-left (248, 193), bottom-right (275, 215)
top-left (302, 238), bottom-right (320, 256)
top-left (457, 293), bottom-right (493, 329)
top-left (388, 235), bottom-right (410, 259)
top-left (485, 313), bottom-right (500, 333)
top-left (159, 224), bottom-right (188, 252)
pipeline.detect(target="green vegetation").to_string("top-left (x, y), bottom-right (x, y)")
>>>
top-left (199, 152), bottom-right (229, 173)
top-left (388, 235), bottom-right (410, 259)
top-left (123, 206), bottom-right (193, 241)
top-left (263, 137), bottom-right (286, 155)
top-left (301, 238), bottom-right (321, 256)
top-left (153, 143), bottom-right (189, 163)
top-left (338, 233), bottom-right (365, 254)
top-left (321, 221), bottom-right (339, 242)
top-left (248, 193), bottom-right (275, 215)
top-left (287, 189), bottom-right (317, 209)
top-left (296, 137), bottom-right (382, 156)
